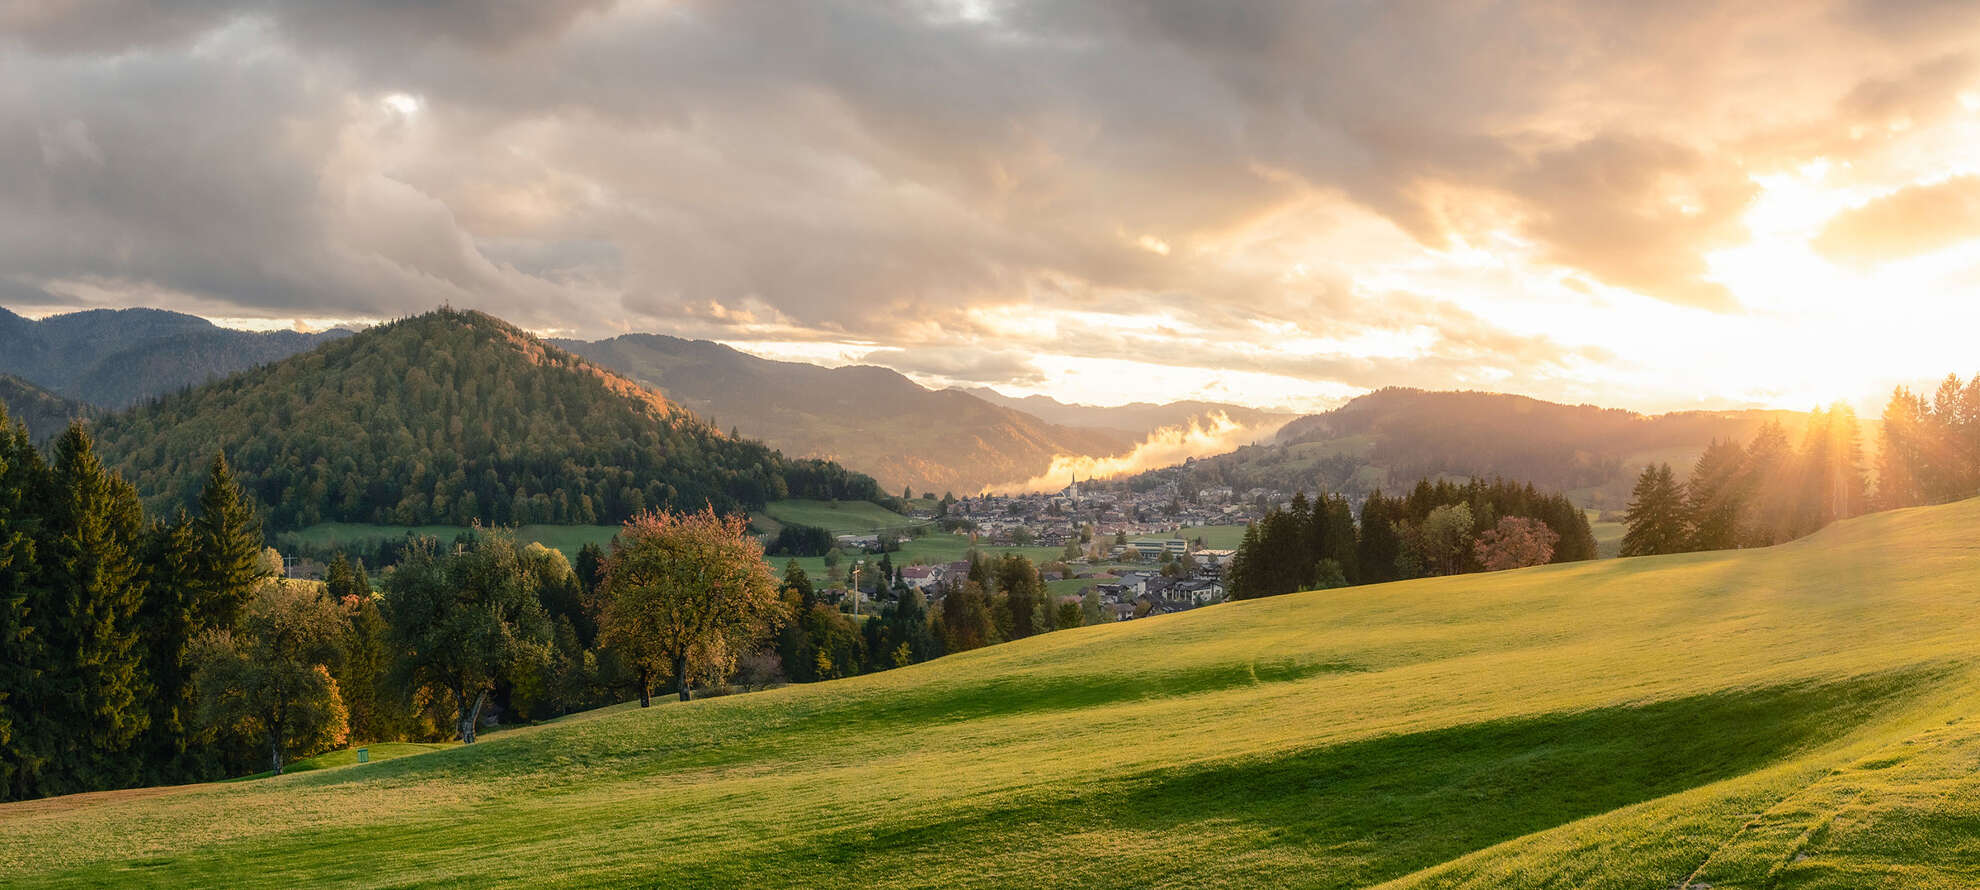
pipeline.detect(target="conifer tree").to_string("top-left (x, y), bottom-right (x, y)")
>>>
top-left (327, 554), bottom-right (397, 742)
top-left (1877, 387), bottom-right (1928, 509)
top-left (1620, 463), bottom-right (1689, 557)
top-left (192, 454), bottom-right (268, 629)
top-left (1226, 522), bottom-right (1261, 599)
top-left (38, 423), bottom-right (151, 793)
top-left (134, 513), bottom-right (204, 784)
top-left (0, 406), bottom-right (43, 797)
top-left (1685, 440), bottom-right (1748, 551)
top-left (1355, 492), bottom-right (1403, 585)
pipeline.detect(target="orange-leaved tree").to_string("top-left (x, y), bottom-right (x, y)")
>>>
top-left (599, 507), bottom-right (787, 705)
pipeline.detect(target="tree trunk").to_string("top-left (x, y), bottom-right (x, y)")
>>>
top-left (457, 688), bottom-right (488, 744)
top-left (675, 653), bottom-right (691, 702)
top-left (269, 735), bottom-right (284, 776)
top-left (638, 667), bottom-right (651, 708)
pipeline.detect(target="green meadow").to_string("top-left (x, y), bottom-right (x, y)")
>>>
top-left (758, 498), bottom-right (922, 533)
top-left (10, 500), bottom-right (1980, 888)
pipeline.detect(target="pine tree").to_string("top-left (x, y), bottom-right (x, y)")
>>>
top-left (134, 513), bottom-right (205, 784)
top-left (327, 554), bottom-right (398, 742)
top-left (1685, 440), bottom-right (1748, 551)
top-left (38, 423), bottom-right (151, 794)
top-left (574, 542), bottom-right (607, 595)
top-left (1738, 421), bottom-right (1796, 547)
top-left (1620, 463), bottom-right (1689, 557)
top-left (1321, 494), bottom-right (1359, 584)
top-left (0, 406), bottom-right (44, 797)
top-left (191, 454), bottom-right (268, 630)
top-left (1877, 387), bottom-right (1928, 509)
top-left (1227, 522), bottom-right (1261, 599)
top-left (1356, 492), bottom-right (1402, 584)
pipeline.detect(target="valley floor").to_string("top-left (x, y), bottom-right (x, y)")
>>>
top-left (7, 501), bottom-right (1980, 888)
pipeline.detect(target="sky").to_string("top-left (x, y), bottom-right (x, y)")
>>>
top-left (5, 1), bottom-right (1980, 415)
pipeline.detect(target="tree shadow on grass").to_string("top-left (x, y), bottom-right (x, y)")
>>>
top-left (789, 666), bottom-right (1946, 889)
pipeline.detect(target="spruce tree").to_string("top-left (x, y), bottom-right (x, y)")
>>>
top-left (1355, 493), bottom-right (1402, 584)
top-left (1685, 440), bottom-right (1748, 551)
top-left (1227, 522), bottom-right (1261, 599)
top-left (38, 423), bottom-right (151, 794)
top-left (134, 513), bottom-right (204, 784)
top-left (1876, 387), bottom-right (1927, 509)
top-left (1619, 463), bottom-right (1689, 557)
top-left (192, 454), bottom-right (267, 630)
top-left (0, 406), bottom-right (44, 798)
top-left (1321, 495), bottom-right (1359, 584)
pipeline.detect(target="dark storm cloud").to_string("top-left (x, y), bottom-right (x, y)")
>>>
top-left (4, 0), bottom-right (1980, 397)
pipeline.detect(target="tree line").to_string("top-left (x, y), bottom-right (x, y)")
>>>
top-left (0, 406), bottom-right (1094, 800)
top-left (1226, 478), bottom-right (1597, 599)
top-left (1, 411), bottom-right (271, 800)
top-left (1875, 373), bottom-right (1980, 509)
top-left (1622, 380), bottom-right (1980, 557)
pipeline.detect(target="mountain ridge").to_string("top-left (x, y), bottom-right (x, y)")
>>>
top-left (0, 374), bottom-right (93, 443)
top-left (0, 306), bottom-right (350, 408)
top-left (558, 333), bottom-right (1140, 494)
top-left (90, 309), bottom-right (883, 529)
top-left (1124, 386), bottom-right (1824, 510)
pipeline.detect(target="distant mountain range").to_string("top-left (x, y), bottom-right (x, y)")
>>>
top-left (0, 306), bottom-right (349, 408)
top-left (556, 334), bottom-right (1145, 494)
top-left (1122, 387), bottom-right (1821, 511)
top-left (3, 307), bottom-right (1824, 507)
top-left (90, 310), bottom-right (881, 529)
top-left (0, 306), bottom-right (1265, 495)
top-left (0, 375), bottom-right (93, 443)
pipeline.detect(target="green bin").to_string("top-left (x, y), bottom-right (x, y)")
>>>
top-left (355, 747), bottom-right (369, 764)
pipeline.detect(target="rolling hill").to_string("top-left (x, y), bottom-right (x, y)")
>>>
top-left (7, 498), bottom-right (1980, 887)
top-left (1144, 387), bottom-right (1819, 510)
top-left (0, 375), bottom-right (92, 443)
top-left (558, 334), bottom-right (1137, 494)
top-left (87, 310), bottom-right (883, 530)
top-left (0, 307), bottom-right (348, 409)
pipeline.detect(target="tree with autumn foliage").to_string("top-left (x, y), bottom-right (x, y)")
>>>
top-left (598, 507), bottom-right (787, 705)
top-left (189, 580), bottom-right (350, 776)
top-left (1472, 516), bottom-right (1560, 571)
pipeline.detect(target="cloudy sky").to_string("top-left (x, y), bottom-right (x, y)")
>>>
top-left (6, 1), bottom-right (1980, 414)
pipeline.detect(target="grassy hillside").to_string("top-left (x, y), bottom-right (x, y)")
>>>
top-left (9, 500), bottom-right (1980, 888)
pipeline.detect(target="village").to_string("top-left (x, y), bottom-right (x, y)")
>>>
top-left (818, 474), bottom-right (1298, 622)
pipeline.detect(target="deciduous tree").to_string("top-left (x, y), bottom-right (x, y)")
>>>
top-left (190, 581), bottom-right (349, 775)
top-left (598, 508), bottom-right (786, 704)
top-left (1472, 516), bottom-right (1559, 571)
top-left (386, 528), bottom-right (553, 741)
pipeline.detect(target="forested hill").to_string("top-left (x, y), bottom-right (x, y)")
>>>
top-left (90, 309), bottom-right (882, 529)
top-left (1142, 387), bottom-right (1813, 510)
top-left (0, 306), bottom-right (348, 408)
top-left (558, 333), bottom-right (1136, 494)
top-left (0, 374), bottom-right (92, 443)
